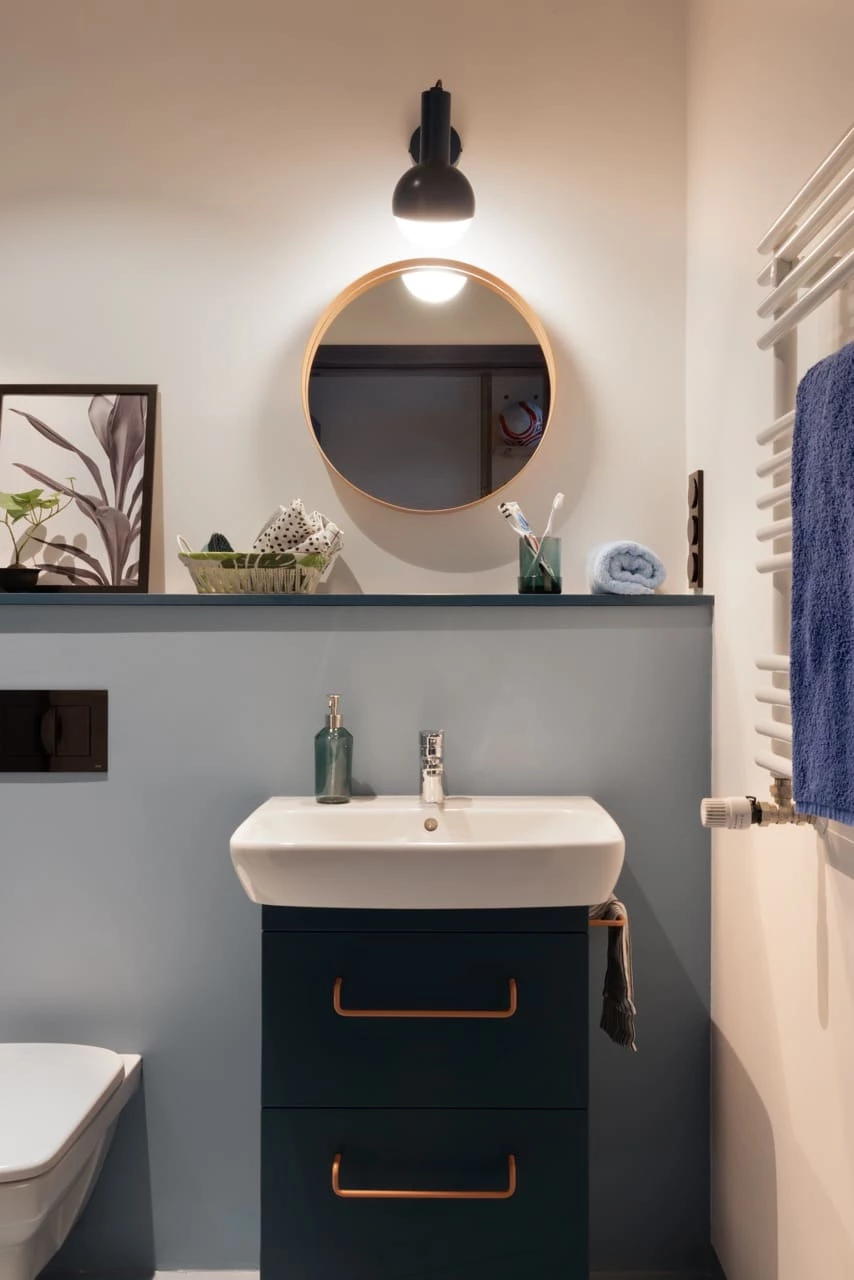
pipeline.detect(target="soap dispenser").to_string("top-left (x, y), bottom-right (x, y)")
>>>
top-left (314, 694), bottom-right (353, 804)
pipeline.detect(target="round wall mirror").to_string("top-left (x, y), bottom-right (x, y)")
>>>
top-left (302, 260), bottom-right (556, 513)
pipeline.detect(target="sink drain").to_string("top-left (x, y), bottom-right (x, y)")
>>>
top-left (424, 817), bottom-right (438, 832)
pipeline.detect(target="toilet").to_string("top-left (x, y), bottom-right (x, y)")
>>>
top-left (0, 1044), bottom-right (141, 1280)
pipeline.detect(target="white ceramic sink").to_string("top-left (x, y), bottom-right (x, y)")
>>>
top-left (230, 795), bottom-right (625, 910)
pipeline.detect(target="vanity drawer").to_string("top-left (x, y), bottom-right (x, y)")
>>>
top-left (261, 1106), bottom-right (588, 1280)
top-left (262, 905), bottom-right (588, 932)
top-left (262, 930), bottom-right (587, 1109)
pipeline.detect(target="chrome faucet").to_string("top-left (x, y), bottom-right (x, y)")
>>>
top-left (419, 729), bottom-right (445, 805)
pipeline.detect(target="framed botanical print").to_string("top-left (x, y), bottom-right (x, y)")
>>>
top-left (0, 385), bottom-right (157, 591)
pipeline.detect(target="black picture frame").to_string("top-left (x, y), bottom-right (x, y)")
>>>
top-left (0, 384), bottom-right (157, 592)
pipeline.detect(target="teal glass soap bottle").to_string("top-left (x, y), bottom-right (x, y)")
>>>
top-left (314, 694), bottom-right (353, 804)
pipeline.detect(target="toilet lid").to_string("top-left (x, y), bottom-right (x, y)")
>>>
top-left (0, 1044), bottom-right (125, 1182)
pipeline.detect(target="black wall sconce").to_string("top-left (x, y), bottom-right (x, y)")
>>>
top-left (392, 80), bottom-right (475, 251)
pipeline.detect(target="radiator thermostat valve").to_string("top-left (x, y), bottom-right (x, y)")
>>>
top-left (701, 778), bottom-right (816, 829)
top-left (700, 796), bottom-right (759, 829)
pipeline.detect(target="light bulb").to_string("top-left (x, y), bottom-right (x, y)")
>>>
top-left (394, 215), bottom-right (473, 250)
top-left (401, 270), bottom-right (468, 304)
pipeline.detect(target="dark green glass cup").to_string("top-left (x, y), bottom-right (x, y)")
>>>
top-left (518, 537), bottom-right (562, 594)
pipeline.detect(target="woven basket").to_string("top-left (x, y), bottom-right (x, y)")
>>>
top-left (177, 536), bottom-right (329, 595)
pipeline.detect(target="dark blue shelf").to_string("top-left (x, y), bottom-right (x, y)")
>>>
top-left (0, 592), bottom-right (712, 608)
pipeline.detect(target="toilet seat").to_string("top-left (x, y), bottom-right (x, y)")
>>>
top-left (0, 1045), bottom-right (125, 1184)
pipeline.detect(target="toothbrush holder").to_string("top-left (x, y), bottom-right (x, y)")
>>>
top-left (518, 537), bottom-right (562, 594)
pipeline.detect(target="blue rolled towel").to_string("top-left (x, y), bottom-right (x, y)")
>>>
top-left (791, 342), bottom-right (854, 823)
top-left (589, 541), bottom-right (666, 595)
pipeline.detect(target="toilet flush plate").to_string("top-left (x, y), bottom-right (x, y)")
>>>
top-left (230, 794), bottom-right (625, 910)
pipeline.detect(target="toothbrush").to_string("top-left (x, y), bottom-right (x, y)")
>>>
top-left (500, 501), bottom-right (539, 550)
top-left (498, 501), bottom-right (539, 554)
top-left (499, 499), bottom-right (558, 587)
top-left (542, 492), bottom-right (565, 541)
top-left (534, 492), bottom-right (565, 584)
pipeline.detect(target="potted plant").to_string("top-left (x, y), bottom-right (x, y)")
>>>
top-left (0, 486), bottom-right (75, 591)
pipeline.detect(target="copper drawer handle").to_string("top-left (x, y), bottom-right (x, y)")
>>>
top-left (332, 976), bottom-right (518, 1019)
top-left (332, 1152), bottom-right (517, 1200)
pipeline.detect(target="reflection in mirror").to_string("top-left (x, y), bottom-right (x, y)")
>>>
top-left (306, 269), bottom-right (551, 512)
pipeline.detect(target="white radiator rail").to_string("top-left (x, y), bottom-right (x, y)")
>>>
top-left (762, 167), bottom-right (854, 265)
top-left (755, 687), bottom-right (791, 708)
top-left (758, 247), bottom-right (854, 350)
top-left (756, 482), bottom-right (791, 510)
top-left (702, 128), bottom-right (852, 827)
top-left (755, 719), bottom-right (793, 743)
top-left (756, 655), bottom-right (790, 674)
top-left (757, 206), bottom-right (854, 311)
top-left (757, 552), bottom-right (793, 574)
top-left (752, 122), bottom-right (854, 783)
top-left (756, 517), bottom-right (792, 541)
top-left (756, 410), bottom-right (795, 445)
top-left (757, 124), bottom-right (854, 254)
top-left (755, 751), bottom-right (793, 779)
top-left (756, 449), bottom-right (792, 478)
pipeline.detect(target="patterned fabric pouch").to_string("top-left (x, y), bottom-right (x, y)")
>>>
top-left (252, 500), bottom-right (343, 557)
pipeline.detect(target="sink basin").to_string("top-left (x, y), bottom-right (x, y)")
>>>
top-left (230, 795), bottom-right (625, 910)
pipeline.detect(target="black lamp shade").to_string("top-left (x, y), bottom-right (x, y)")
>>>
top-left (393, 164), bottom-right (475, 221)
top-left (392, 82), bottom-right (475, 223)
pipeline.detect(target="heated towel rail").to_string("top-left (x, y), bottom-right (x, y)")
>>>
top-left (702, 123), bottom-right (854, 830)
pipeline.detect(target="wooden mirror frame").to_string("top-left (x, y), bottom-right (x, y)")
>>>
top-left (301, 259), bottom-right (557, 514)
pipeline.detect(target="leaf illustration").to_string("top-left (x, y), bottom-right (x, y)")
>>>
top-left (10, 408), bottom-right (109, 505)
top-left (13, 395), bottom-right (145, 581)
top-left (36, 561), bottom-right (105, 586)
top-left (0, 493), bottom-right (35, 519)
top-left (31, 536), bottom-right (108, 583)
top-left (127, 475), bottom-right (144, 521)
top-left (14, 465), bottom-right (101, 518)
top-left (124, 561), bottom-right (139, 579)
top-left (93, 506), bottom-right (132, 584)
top-left (88, 395), bottom-right (114, 455)
top-left (102, 395), bottom-right (146, 510)
top-left (0, 489), bottom-right (43, 509)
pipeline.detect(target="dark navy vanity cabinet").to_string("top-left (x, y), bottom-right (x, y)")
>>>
top-left (261, 906), bottom-right (589, 1279)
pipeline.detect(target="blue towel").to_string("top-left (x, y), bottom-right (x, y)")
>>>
top-left (791, 341), bottom-right (854, 823)
top-left (589, 541), bottom-right (666, 595)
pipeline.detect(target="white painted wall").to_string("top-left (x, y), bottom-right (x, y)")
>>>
top-left (0, 0), bottom-right (687, 593)
top-left (686, 2), bottom-right (854, 1276)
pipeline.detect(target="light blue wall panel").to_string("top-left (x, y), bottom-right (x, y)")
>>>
top-left (0, 600), bottom-right (712, 1273)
